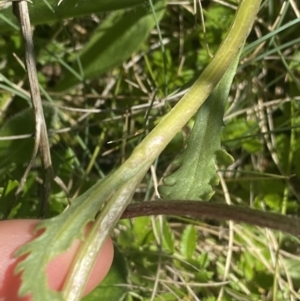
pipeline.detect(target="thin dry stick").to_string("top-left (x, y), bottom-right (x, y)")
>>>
top-left (13, 1), bottom-right (53, 215)
top-left (122, 200), bottom-right (300, 237)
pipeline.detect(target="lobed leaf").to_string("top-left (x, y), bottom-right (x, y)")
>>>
top-left (158, 49), bottom-right (243, 201)
top-left (14, 183), bottom-right (110, 301)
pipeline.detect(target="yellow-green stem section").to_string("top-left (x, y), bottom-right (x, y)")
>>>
top-left (62, 0), bottom-right (262, 300)
top-left (131, 0), bottom-right (261, 164)
top-left (62, 167), bottom-right (147, 301)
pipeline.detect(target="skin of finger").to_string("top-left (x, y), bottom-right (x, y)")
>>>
top-left (0, 219), bottom-right (114, 301)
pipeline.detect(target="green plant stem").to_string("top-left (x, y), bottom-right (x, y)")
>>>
top-left (122, 201), bottom-right (300, 237)
top-left (62, 166), bottom-right (149, 301)
top-left (61, 0), bottom-right (263, 299)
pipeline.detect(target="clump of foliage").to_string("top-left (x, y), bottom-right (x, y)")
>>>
top-left (0, 0), bottom-right (300, 300)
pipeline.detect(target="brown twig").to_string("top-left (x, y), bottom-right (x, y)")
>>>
top-left (122, 200), bottom-right (300, 237)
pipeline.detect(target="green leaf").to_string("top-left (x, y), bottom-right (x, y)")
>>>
top-left (14, 159), bottom-right (147, 300)
top-left (0, 105), bottom-right (56, 172)
top-left (14, 183), bottom-right (109, 301)
top-left (82, 246), bottom-right (128, 301)
top-left (156, 218), bottom-right (174, 253)
top-left (262, 193), bottom-right (282, 211)
top-left (0, 0), bottom-right (147, 33)
top-left (242, 139), bottom-right (263, 153)
top-left (158, 48), bottom-right (243, 201)
top-left (132, 216), bottom-right (153, 248)
top-left (0, 179), bottom-right (19, 219)
top-left (55, 0), bottom-right (166, 90)
top-left (117, 217), bottom-right (153, 249)
top-left (180, 225), bottom-right (197, 259)
top-left (222, 117), bottom-right (262, 153)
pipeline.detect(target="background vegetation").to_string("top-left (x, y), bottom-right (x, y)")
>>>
top-left (0, 0), bottom-right (300, 300)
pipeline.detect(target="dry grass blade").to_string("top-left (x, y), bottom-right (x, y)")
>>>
top-left (12, 1), bottom-right (56, 215)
